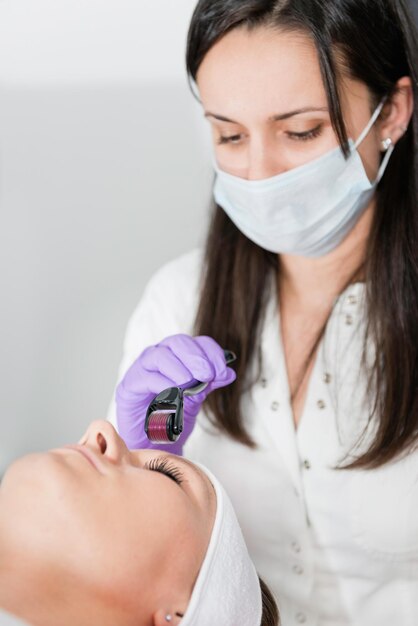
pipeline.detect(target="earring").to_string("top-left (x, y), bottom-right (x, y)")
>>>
top-left (165, 616), bottom-right (172, 622)
top-left (381, 137), bottom-right (393, 151)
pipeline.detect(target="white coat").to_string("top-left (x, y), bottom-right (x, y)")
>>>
top-left (108, 249), bottom-right (418, 626)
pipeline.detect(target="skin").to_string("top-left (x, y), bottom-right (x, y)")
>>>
top-left (196, 26), bottom-right (413, 426)
top-left (0, 420), bottom-right (216, 626)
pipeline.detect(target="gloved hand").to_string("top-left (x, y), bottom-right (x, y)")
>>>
top-left (115, 334), bottom-right (236, 454)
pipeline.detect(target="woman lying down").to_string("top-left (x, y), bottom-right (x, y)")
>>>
top-left (0, 420), bottom-right (279, 626)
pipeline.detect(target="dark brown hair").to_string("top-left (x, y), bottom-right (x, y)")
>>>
top-left (260, 577), bottom-right (280, 625)
top-left (187, 0), bottom-right (418, 468)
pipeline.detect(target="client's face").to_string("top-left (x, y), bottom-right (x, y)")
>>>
top-left (0, 421), bottom-right (216, 626)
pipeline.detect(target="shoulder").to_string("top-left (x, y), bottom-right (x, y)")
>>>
top-left (140, 248), bottom-right (204, 318)
top-left (121, 248), bottom-right (204, 364)
top-left (144, 248), bottom-right (203, 298)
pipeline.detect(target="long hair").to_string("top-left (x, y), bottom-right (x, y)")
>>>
top-left (187, 0), bottom-right (418, 469)
top-left (260, 577), bottom-right (280, 625)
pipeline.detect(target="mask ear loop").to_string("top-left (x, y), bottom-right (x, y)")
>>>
top-left (354, 96), bottom-right (387, 149)
top-left (375, 141), bottom-right (395, 183)
top-left (353, 96), bottom-right (394, 184)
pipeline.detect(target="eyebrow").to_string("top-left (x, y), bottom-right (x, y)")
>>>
top-left (205, 106), bottom-right (329, 124)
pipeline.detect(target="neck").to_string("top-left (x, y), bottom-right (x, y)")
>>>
top-left (0, 530), bottom-right (31, 621)
top-left (0, 572), bottom-right (137, 626)
top-left (0, 528), bottom-right (50, 624)
top-left (278, 202), bottom-right (373, 311)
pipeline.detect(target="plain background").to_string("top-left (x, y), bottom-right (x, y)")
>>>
top-left (0, 0), bottom-right (418, 479)
top-left (0, 0), bottom-right (212, 477)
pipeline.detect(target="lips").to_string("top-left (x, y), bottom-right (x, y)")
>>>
top-left (63, 445), bottom-right (102, 472)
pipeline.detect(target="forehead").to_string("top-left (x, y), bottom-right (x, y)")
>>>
top-left (196, 27), bottom-right (327, 120)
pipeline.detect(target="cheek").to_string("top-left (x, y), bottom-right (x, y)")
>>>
top-left (356, 131), bottom-right (382, 181)
top-left (0, 456), bottom-right (88, 570)
top-left (101, 479), bottom-right (203, 564)
top-left (99, 496), bottom-right (207, 604)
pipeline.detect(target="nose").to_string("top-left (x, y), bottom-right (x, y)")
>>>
top-left (246, 136), bottom-right (284, 180)
top-left (78, 420), bottom-right (129, 464)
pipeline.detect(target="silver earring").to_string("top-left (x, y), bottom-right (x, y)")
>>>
top-left (165, 616), bottom-right (173, 623)
top-left (381, 137), bottom-right (393, 151)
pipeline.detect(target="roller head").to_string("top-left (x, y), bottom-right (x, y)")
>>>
top-left (146, 410), bottom-right (178, 443)
top-left (145, 386), bottom-right (184, 444)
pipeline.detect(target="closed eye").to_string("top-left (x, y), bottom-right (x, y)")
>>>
top-left (286, 124), bottom-right (323, 141)
top-left (144, 457), bottom-right (185, 486)
top-left (217, 133), bottom-right (244, 145)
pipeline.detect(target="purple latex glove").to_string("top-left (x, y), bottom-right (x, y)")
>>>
top-left (115, 334), bottom-right (236, 454)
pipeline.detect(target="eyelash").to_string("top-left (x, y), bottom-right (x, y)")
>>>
top-left (217, 124), bottom-right (323, 145)
top-left (145, 457), bottom-right (185, 486)
top-left (287, 124), bottom-right (323, 141)
top-left (217, 133), bottom-right (243, 145)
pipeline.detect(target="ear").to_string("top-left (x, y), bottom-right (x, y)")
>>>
top-left (152, 608), bottom-right (184, 626)
top-left (378, 76), bottom-right (414, 148)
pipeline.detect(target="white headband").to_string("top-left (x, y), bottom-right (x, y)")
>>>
top-left (180, 464), bottom-right (262, 626)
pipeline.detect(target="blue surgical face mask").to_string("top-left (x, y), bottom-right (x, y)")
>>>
top-left (213, 99), bottom-right (393, 257)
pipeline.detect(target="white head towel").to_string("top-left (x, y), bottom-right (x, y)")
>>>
top-left (181, 464), bottom-right (262, 626)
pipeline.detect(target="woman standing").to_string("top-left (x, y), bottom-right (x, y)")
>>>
top-left (112, 1), bottom-right (418, 623)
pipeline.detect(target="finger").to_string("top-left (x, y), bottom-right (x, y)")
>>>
top-left (159, 334), bottom-right (216, 382)
top-left (118, 369), bottom-right (185, 399)
top-left (207, 366), bottom-right (237, 391)
top-left (140, 344), bottom-right (195, 384)
top-left (193, 335), bottom-right (230, 379)
top-left (184, 390), bottom-right (209, 415)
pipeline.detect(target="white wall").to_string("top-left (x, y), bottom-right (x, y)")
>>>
top-left (0, 0), bottom-right (213, 476)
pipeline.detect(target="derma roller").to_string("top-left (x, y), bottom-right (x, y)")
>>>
top-left (145, 349), bottom-right (236, 444)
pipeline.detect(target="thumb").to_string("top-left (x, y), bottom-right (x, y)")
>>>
top-left (208, 366), bottom-right (236, 391)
